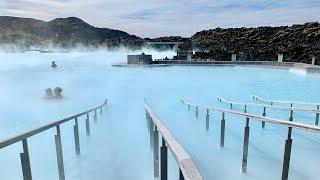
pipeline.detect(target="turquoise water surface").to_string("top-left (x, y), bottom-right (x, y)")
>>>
top-left (0, 51), bottom-right (319, 180)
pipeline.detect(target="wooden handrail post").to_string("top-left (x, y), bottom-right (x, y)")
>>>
top-left (220, 112), bottom-right (225, 148)
top-left (55, 125), bottom-right (65, 180)
top-left (242, 118), bottom-right (250, 173)
top-left (281, 110), bottom-right (293, 180)
top-left (73, 118), bottom-right (80, 155)
top-left (160, 138), bottom-right (168, 180)
top-left (20, 139), bottom-right (32, 180)
top-left (262, 107), bottom-right (266, 128)
top-left (153, 126), bottom-right (159, 178)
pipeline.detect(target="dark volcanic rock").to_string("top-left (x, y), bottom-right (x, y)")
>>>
top-left (191, 22), bottom-right (320, 64)
top-left (149, 36), bottom-right (189, 42)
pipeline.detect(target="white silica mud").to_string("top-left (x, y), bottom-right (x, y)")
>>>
top-left (0, 50), bottom-right (320, 180)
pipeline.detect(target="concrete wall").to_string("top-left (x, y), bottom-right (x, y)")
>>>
top-left (312, 57), bottom-right (316, 65)
top-left (231, 54), bottom-right (237, 62)
top-left (278, 54), bottom-right (284, 62)
top-left (127, 54), bottom-right (152, 64)
top-left (127, 55), bottom-right (140, 64)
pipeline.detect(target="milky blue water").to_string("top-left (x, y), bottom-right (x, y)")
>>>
top-left (0, 51), bottom-right (320, 180)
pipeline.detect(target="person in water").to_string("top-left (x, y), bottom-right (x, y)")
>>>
top-left (44, 87), bottom-right (63, 99)
top-left (53, 87), bottom-right (63, 98)
top-left (51, 61), bottom-right (57, 68)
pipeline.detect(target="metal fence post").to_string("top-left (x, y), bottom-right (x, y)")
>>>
top-left (179, 169), bottom-right (185, 180)
top-left (315, 105), bottom-right (319, 126)
top-left (73, 118), bottom-right (80, 155)
top-left (160, 138), bottom-right (168, 180)
top-left (242, 118), bottom-right (250, 173)
top-left (20, 139), bottom-right (32, 180)
top-left (94, 109), bottom-right (97, 123)
top-left (153, 126), bottom-right (159, 178)
top-left (220, 112), bottom-right (225, 148)
top-left (104, 99), bottom-right (108, 110)
top-left (262, 107), bottom-right (266, 128)
top-left (281, 110), bottom-right (293, 180)
top-left (55, 125), bottom-right (65, 180)
top-left (195, 106), bottom-right (199, 118)
top-left (206, 109), bottom-right (210, 131)
top-left (244, 105), bottom-right (247, 113)
top-left (150, 119), bottom-right (154, 151)
top-left (86, 113), bottom-right (90, 136)
top-left (146, 111), bottom-right (150, 131)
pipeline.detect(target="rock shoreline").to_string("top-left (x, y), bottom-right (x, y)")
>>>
top-left (189, 22), bottom-right (320, 64)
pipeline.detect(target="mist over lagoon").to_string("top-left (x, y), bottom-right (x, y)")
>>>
top-left (1, 0), bottom-right (320, 179)
top-left (0, 50), bottom-right (320, 180)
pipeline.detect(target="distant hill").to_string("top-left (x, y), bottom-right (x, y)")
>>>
top-left (190, 22), bottom-right (320, 63)
top-left (0, 16), bottom-right (144, 50)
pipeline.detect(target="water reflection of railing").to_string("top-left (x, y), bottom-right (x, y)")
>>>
top-left (0, 99), bottom-right (107, 180)
top-left (181, 97), bottom-right (320, 180)
top-left (217, 96), bottom-right (320, 126)
top-left (145, 102), bottom-right (203, 180)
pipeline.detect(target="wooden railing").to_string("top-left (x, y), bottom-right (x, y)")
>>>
top-left (145, 103), bottom-right (203, 180)
top-left (217, 96), bottom-right (320, 126)
top-left (181, 97), bottom-right (320, 180)
top-left (0, 99), bottom-right (108, 180)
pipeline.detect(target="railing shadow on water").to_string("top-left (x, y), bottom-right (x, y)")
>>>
top-left (181, 97), bottom-right (320, 180)
top-left (0, 99), bottom-right (108, 180)
top-left (145, 102), bottom-right (204, 180)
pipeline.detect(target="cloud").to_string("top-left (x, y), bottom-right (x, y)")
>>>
top-left (0, 0), bottom-right (319, 37)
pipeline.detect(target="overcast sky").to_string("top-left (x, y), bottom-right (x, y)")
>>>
top-left (0, 0), bottom-right (319, 37)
